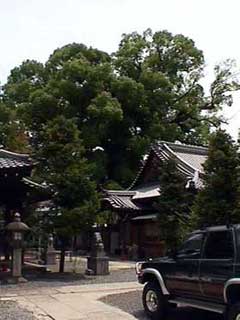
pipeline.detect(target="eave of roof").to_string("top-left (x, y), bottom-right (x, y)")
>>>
top-left (103, 189), bottom-right (136, 196)
top-left (0, 149), bottom-right (33, 170)
top-left (102, 195), bottom-right (145, 211)
top-left (132, 214), bottom-right (157, 221)
top-left (0, 149), bottom-right (31, 160)
top-left (102, 184), bottom-right (160, 211)
top-left (132, 183), bottom-right (160, 199)
top-left (22, 177), bottom-right (48, 190)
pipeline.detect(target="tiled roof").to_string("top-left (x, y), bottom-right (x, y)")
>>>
top-left (102, 190), bottom-right (148, 211)
top-left (104, 141), bottom-right (208, 211)
top-left (0, 149), bottom-right (32, 170)
top-left (156, 141), bottom-right (208, 173)
top-left (130, 141), bottom-right (208, 189)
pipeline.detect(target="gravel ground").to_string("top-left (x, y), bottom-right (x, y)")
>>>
top-left (0, 300), bottom-right (37, 320)
top-left (27, 268), bottom-right (136, 285)
top-left (100, 290), bottom-right (223, 320)
top-left (0, 269), bottom-right (136, 295)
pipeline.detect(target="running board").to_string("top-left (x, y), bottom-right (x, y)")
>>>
top-left (168, 297), bottom-right (226, 314)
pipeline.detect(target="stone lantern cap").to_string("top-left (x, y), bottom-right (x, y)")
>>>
top-left (6, 213), bottom-right (30, 232)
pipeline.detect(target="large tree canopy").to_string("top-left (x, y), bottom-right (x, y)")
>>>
top-left (2, 29), bottom-right (239, 187)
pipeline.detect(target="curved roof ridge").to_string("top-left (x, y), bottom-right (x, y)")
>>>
top-left (103, 189), bottom-right (136, 196)
top-left (128, 140), bottom-right (208, 189)
top-left (0, 149), bottom-right (31, 160)
top-left (162, 143), bottom-right (203, 174)
top-left (157, 140), bottom-right (208, 155)
top-left (153, 143), bottom-right (196, 176)
top-left (128, 153), bottom-right (150, 190)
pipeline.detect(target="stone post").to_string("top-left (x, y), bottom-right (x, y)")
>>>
top-left (5, 213), bottom-right (30, 283)
top-left (12, 248), bottom-right (22, 278)
top-left (86, 232), bottom-right (109, 275)
top-left (46, 234), bottom-right (57, 265)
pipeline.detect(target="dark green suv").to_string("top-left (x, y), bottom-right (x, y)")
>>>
top-left (136, 225), bottom-right (240, 320)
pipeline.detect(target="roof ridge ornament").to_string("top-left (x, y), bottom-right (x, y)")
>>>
top-left (185, 170), bottom-right (200, 189)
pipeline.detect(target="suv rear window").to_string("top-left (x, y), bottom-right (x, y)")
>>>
top-left (204, 230), bottom-right (234, 259)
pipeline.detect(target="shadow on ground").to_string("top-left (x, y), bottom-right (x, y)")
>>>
top-left (100, 290), bottom-right (222, 320)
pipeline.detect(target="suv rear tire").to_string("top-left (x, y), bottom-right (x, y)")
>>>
top-left (142, 281), bottom-right (168, 320)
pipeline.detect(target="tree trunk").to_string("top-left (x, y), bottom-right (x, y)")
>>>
top-left (59, 249), bottom-right (65, 273)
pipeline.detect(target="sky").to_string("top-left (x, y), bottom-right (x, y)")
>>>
top-left (1, 0), bottom-right (240, 138)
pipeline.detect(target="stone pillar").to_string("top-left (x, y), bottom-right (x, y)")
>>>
top-left (46, 234), bottom-right (57, 265)
top-left (87, 232), bottom-right (109, 275)
top-left (12, 248), bottom-right (22, 278)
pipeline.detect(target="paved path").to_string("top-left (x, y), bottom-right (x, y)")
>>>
top-left (2, 281), bottom-right (142, 320)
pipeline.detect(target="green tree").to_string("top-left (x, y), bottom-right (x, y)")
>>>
top-left (113, 30), bottom-right (239, 147)
top-left (3, 31), bottom-right (240, 188)
top-left (193, 130), bottom-right (240, 227)
top-left (3, 60), bottom-right (47, 106)
top-left (154, 159), bottom-right (195, 251)
top-left (36, 116), bottom-right (99, 272)
top-left (0, 101), bottom-right (29, 152)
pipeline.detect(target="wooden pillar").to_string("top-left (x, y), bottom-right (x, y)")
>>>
top-left (3, 207), bottom-right (11, 261)
top-left (119, 220), bottom-right (126, 259)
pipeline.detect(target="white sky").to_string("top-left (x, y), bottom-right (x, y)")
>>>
top-left (1, 0), bottom-right (240, 139)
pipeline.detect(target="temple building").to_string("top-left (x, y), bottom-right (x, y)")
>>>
top-left (0, 148), bottom-right (48, 259)
top-left (102, 141), bottom-right (208, 259)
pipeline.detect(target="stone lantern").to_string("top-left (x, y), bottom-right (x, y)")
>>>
top-left (5, 212), bottom-right (30, 283)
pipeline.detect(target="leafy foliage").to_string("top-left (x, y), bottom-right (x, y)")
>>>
top-left (0, 101), bottom-right (29, 152)
top-left (154, 159), bottom-right (195, 250)
top-left (193, 130), bottom-right (240, 227)
top-left (3, 30), bottom-right (239, 187)
top-left (35, 116), bottom-right (99, 237)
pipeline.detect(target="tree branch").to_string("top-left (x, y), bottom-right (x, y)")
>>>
top-left (172, 79), bottom-right (198, 106)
